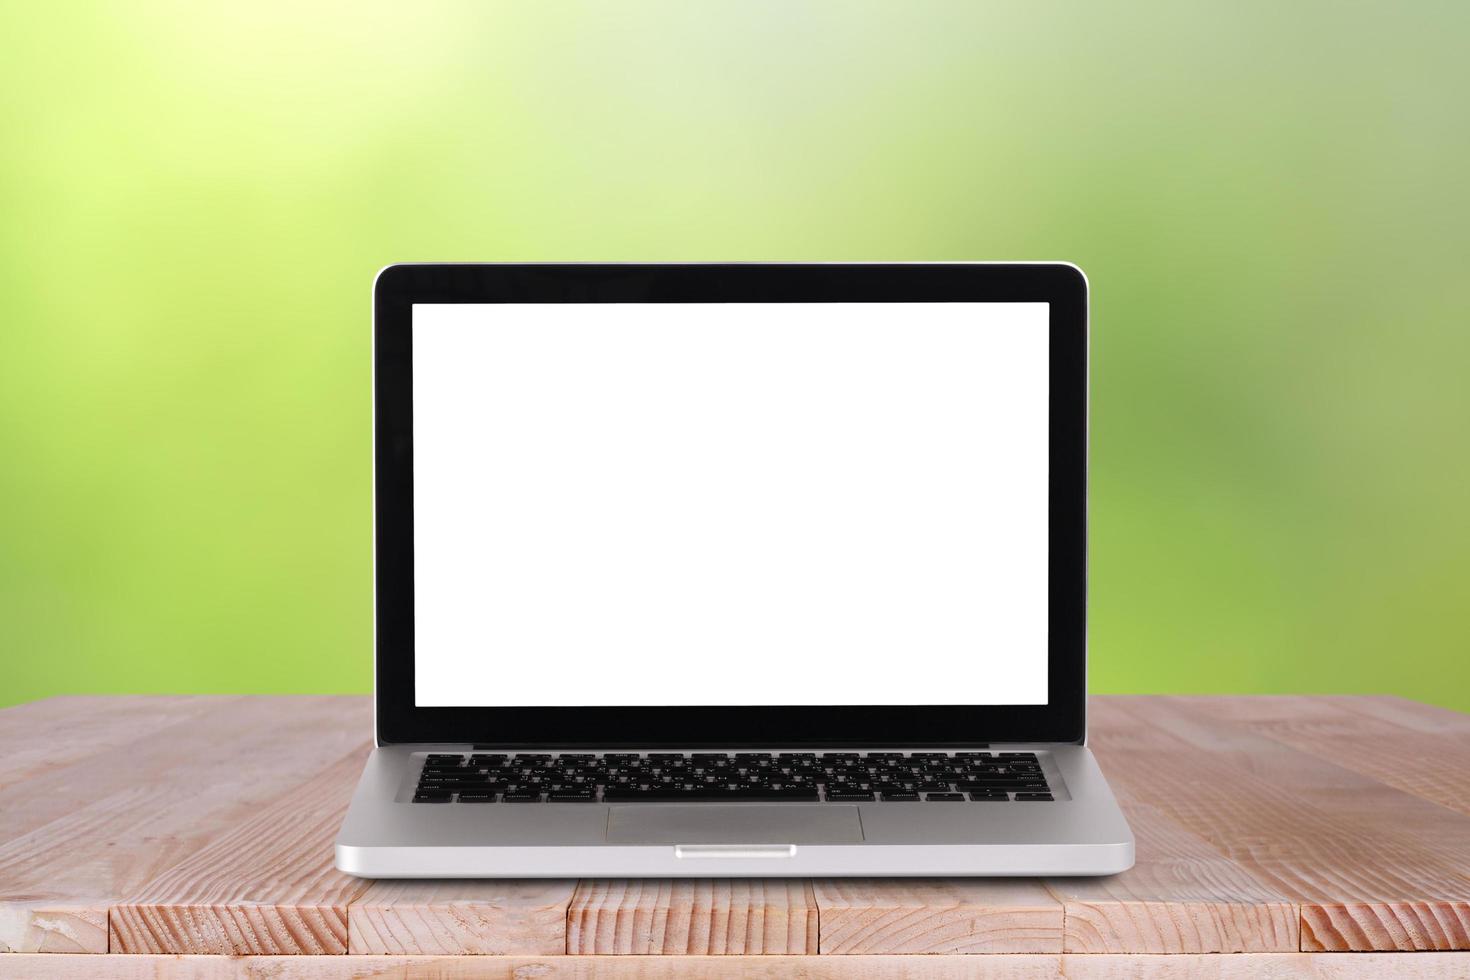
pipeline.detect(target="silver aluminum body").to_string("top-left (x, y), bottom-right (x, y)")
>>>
top-left (335, 743), bottom-right (1133, 877)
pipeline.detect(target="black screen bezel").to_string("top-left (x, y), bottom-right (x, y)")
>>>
top-left (374, 263), bottom-right (1087, 747)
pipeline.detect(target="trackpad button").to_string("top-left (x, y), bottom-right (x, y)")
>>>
top-left (606, 804), bottom-right (864, 843)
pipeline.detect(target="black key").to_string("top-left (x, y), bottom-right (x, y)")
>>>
top-left (968, 791), bottom-right (1008, 801)
top-left (458, 792), bottom-right (495, 802)
top-left (549, 792), bottom-right (595, 801)
top-left (502, 791), bottom-right (541, 801)
top-left (826, 790), bottom-right (875, 801)
top-left (413, 791), bottom-right (451, 803)
top-left (917, 782), bottom-right (953, 792)
top-left (925, 792), bottom-right (965, 801)
top-left (881, 791), bottom-right (920, 801)
top-left (1015, 793), bottom-right (1054, 801)
top-left (425, 754), bottom-right (464, 763)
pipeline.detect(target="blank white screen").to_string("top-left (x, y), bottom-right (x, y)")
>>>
top-left (412, 303), bottom-right (1049, 706)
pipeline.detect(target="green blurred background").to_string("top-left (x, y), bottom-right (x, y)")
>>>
top-left (2, 2), bottom-right (1467, 710)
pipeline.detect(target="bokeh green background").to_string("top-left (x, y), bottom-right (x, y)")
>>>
top-left (3, 2), bottom-right (1467, 711)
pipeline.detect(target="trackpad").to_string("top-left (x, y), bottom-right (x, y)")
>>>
top-left (606, 805), bottom-right (864, 844)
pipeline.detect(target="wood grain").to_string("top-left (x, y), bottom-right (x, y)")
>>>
top-left (1176, 695), bottom-right (1470, 819)
top-left (110, 750), bottom-right (372, 954)
top-left (6, 953), bottom-right (1470, 979)
top-left (1330, 695), bottom-right (1470, 735)
top-left (1050, 799), bottom-right (1298, 952)
top-left (813, 878), bottom-right (1062, 953)
top-left (1090, 696), bottom-right (1470, 951)
top-left (347, 879), bottom-right (576, 954)
top-left (0, 695), bottom-right (223, 792)
top-left (566, 880), bottom-right (818, 954)
top-left (0, 696), bottom-right (371, 953)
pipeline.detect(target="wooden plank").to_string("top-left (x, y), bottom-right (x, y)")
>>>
top-left (1176, 695), bottom-right (1470, 818)
top-left (0, 696), bottom-right (370, 953)
top-left (6, 954), bottom-right (1470, 980)
top-left (1050, 799), bottom-right (1298, 952)
top-left (4, 953), bottom-right (1051, 980)
top-left (0, 903), bottom-right (106, 955)
top-left (110, 749), bottom-right (372, 955)
top-left (1089, 696), bottom-right (1470, 951)
top-left (812, 878), bottom-right (1062, 954)
top-left (347, 879), bottom-right (576, 954)
top-left (1058, 952), bottom-right (1470, 979)
top-left (0, 695), bottom-right (227, 792)
top-left (566, 880), bottom-right (818, 954)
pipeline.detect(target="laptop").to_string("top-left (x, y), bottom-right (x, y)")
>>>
top-left (335, 262), bottom-right (1134, 877)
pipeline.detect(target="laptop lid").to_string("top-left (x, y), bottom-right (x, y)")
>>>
top-left (373, 263), bottom-right (1087, 747)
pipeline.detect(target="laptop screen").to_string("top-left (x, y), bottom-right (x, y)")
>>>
top-left (410, 302), bottom-right (1049, 708)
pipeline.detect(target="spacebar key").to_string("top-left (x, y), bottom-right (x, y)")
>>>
top-left (602, 788), bottom-right (819, 802)
top-left (724, 787), bottom-right (820, 801)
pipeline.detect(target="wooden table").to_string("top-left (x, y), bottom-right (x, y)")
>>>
top-left (1, 695), bottom-right (1468, 977)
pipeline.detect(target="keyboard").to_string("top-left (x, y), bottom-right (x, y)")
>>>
top-left (412, 751), bottom-right (1054, 803)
